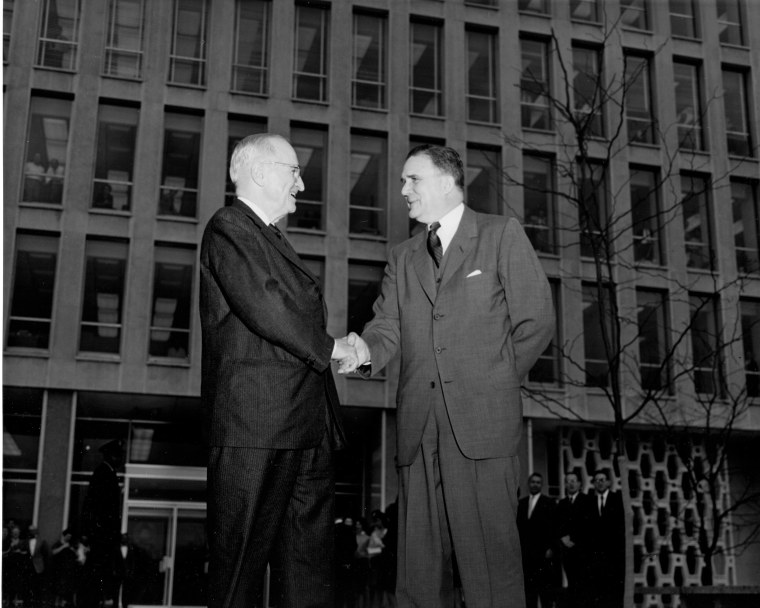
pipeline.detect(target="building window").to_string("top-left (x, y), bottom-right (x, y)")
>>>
top-left (92, 104), bottom-right (138, 212)
top-left (571, 0), bottom-right (600, 22)
top-left (410, 20), bottom-right (443, 117)
top-left (232, 0), bottom-right (269, 95)
top-left (79, 239), bottom-right (128, 355)
top-left (689, 294), bottom-right (722, 395)
top-left (681, 174), bottom-right (714, 271)
top-left (529, 280), bottom-right (561, 385)
top-left (630, 166), bottom-right (663, 266)
top-left (225, 117), bottom-right (267, 206)
top-left (717, 0), bottom-right (744, 46)
top-left (350, 132), bottom-right (387, 237)
top-left (621, 0), bottom-right (649, 30)
top-left (572, 46), bottom-right (603, 137)
top-left (625, 54), bottom-right (655, 144)
top-left (36, 0), bottom-right (80, 70)
top-left (674, 62), bottom-right (704, 151)
top-left (348, 262), bottom-right (385, 337)
top-left (466, 28), bottom-right (498, 124)
top-left (2, 388), bottom-right (43, 530)
top-left (670, 0), bottom-right (698, 39)
top-left (159, 112), bottom-right (202, 218)
top-left (637, 290), bottom-right (670, 392)
top-left (293, 4), bottom-right (329, 102)
top-left (4, 0), bottom-right (13, 63)
top-left (741, 299), bottom-right (760, 397)
top-left (722, 69), bottom-right (752, 157)
top-left (579, 162), bottom-right (608, 258)
top-left (466, 146), bottom-right (502, 216)
top-left (150, 245), bottom-right (194, 360)
top-left (352, 12), bottom-right (387, 110)
top-left (290, 125), bottom-right (326, 230)
top-left (169, 0), bottom-right (208, 87)
top-left (518, 0), bottom-right (548, 13)
top-left (520, 39), bottom-right (551, 131)
top-left (732, 180), bottom-right (759, 274)
top-left (23, 97), bottom-right (71, 205)
top-left (583, 283), bottom-right (613, 388)
top-left (103, 0), bottom-right (145, 79)
top-left (523, 155), bottom-right (556, 255)
top-left (7, 233), bottom-right (58, 350)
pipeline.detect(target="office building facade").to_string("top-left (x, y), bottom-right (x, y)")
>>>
top-left (3, 0), bottom-right (759, 605)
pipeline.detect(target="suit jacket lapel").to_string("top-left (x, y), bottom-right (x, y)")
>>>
top-left (411, 232), bottom-right (437, 305)
top-left (232, 200), bottom-right (321, 288)
top-left (439, 206), bottom-right (477, 291)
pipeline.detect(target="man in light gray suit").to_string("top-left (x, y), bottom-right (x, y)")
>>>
top-left (341, 145), bottom-right (555, 608)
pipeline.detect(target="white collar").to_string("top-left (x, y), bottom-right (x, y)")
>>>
top-left (428, 203), bottom-right (465, 253)
top-left (237, 196), bottom-right (272, 227)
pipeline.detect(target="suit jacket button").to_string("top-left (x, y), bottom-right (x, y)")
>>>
top-left (430, 381), bottom-right (435, 388)
top-left (435, 347), bottom-right (442, 354)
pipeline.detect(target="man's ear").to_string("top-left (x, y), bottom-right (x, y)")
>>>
top-left (250, 162), bottom-right (265, 187)
top-left (440, 173), bottom-right (456, 195)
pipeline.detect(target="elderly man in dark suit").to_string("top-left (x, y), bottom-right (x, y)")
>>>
top-left (341, 144), bottom-right (555, 608)
top-left (200, 133), bottom-right (350, 608)
top-left (517, 473), bottom-right (559, 608)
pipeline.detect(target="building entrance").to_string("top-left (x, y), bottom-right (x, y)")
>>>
top-left (123, 503), bottom-right (207, 608)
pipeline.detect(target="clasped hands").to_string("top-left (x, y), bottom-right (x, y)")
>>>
top-left (331, 332), bottom-right (370, 374)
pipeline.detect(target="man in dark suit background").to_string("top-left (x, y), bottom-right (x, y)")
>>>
top-left (556, 471), bottom-right (591, 608)
top-left (342, 144), bottom-right (555, 607)
top-left (79, 439), bottom-right (124, 608)
top-left (517, 473), bottom-right (559, 608)
top-left (200, 133), bottom-right (351, 608)
top-left (586, 469), bottom-right (625, 608)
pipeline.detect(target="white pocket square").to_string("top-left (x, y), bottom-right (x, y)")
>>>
top-left (466, 270), bottom-right (482, 278)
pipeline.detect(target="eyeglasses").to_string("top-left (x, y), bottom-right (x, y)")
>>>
top-left (261, 161), bottom-right (301, 179)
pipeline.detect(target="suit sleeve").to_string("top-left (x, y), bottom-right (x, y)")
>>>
top-left (498, 218), bottom-right (555, 380)
top-left (205, 214), bottom-right (334, 371)
top-left (359, 246), bottom-right (402, 375)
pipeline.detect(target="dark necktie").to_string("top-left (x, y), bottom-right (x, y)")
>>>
top-left (270, 224), bottom-right (296, 254)
top-left (427, 222), bottom-right (443, 267)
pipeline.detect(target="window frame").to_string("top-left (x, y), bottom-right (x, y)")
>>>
top-left (6, 232), bottom-right (60, 352)
top-left (522, 154), bottom-right (557, 255)
top-left (409, 19), bottom-right (444, 117)
top-left (351, 11), bottom-right (387, 110)
top-left (520, 38), bottom-right (551, 132)
top-left (349, 131), bottom-right (388, 238)
top-left (466, 27), bottom-right (499, 125)
top-left (231, 0), bottom-right (270, 96)
top-left (681, 173), bottom-right (715, 272)
top-left (731, 180), bottom-right (760, 274)
top-left (674, 61), bottom-right (705, 152)
top-left (722, 68), bottom-right (753, 158)
top-left (148, 245), bottom-right (195, 362)
top-left (630, 166), bottom-right (664, 266)
top-left (636, 289), bottom-right (672, 393)
top-left (168, 0), bottom-right (209, 87)
top-left (36, 0), bottom-right (81, 71)
top-left (103, 0), bottom-right (145, 79)
top-left (293, 3), bottom-right (329, 103)
top-left (624, 53), bottom-right (656, 145)
top-left (78, 238), bottom-right (129, 356)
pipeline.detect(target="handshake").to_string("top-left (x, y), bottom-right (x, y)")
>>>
top-left (331, 332), bottom-right (371, 375)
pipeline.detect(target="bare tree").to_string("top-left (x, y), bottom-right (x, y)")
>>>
top-left (503, 17), bottom-right (760, 607)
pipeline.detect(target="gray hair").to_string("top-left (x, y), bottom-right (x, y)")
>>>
top-left (229, 133), bottom-right (285, 185)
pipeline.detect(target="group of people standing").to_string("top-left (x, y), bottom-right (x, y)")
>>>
top-left (517, 470), bottom-right (626, 608)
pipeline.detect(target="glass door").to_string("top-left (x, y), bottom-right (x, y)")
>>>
top-left (125, 504), bottom-right (207, 607)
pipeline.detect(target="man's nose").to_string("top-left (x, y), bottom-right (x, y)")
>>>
top-left (296, 175), bottom-right (305, 191)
